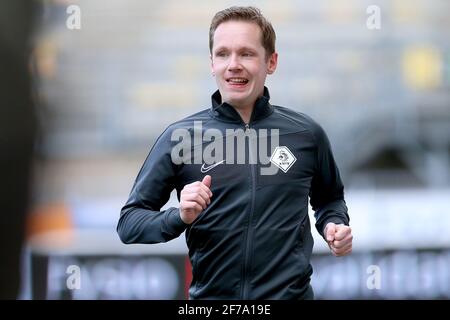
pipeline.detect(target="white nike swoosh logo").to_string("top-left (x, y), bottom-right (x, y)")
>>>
top-left (200, 160), bottom-right (225, 173)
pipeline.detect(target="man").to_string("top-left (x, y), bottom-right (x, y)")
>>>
top-left (0, 0), bottom-right (38, 299)
top-left (118, 6), bottom-right (352, 299)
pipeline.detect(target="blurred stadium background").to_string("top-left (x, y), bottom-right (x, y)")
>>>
top-left (7, 0), bottom-right (450, 299)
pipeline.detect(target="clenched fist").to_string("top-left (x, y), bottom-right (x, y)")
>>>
top-left (324, 222), bottom-right (353, 257)
top-left (180, 175), bottom-right (213, 224)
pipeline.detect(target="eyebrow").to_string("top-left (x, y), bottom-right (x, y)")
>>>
top-left (213, 46), bottom-right (258, 53)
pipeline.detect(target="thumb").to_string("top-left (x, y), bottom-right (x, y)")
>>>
top-left (202, 175), bottom-right (212, 188)
top-left (325, 223), bottom-right (336, 242)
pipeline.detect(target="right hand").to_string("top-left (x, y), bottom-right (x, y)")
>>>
top-left (180, 175), bottom-right (213, 224)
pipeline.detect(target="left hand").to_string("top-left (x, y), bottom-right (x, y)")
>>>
top-left (324, 222), bottom-right (353, 257)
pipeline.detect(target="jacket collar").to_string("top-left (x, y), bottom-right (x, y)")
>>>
top-left (209, 86), bottom-right (274, 124)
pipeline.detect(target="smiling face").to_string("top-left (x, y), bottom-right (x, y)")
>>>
top-left (211, 20), bottom-right (277, 112)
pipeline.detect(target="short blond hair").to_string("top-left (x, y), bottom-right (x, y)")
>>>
top-left (209, 6), bottom-right (276, 58)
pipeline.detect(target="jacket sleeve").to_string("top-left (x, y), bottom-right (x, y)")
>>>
top-left (117, 127), bottom-right (188, 244)
top-left (309, 122), bottom-right (350, 239)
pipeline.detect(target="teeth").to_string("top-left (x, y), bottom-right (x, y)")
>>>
top-left (228, 78), bottom-right (248, 83)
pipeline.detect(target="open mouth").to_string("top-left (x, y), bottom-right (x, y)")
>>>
top-left (226, 77), bottom-right (249, 86)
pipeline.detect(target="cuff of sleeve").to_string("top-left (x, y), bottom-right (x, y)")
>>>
top-left (166, 207), bottom-right (189, 235)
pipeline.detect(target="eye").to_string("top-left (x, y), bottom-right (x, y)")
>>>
top-left (242, 52), bottom-right (254, 57)
top-left (215, 51), bottom-right (228, 57)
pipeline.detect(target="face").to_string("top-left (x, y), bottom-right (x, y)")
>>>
top-left (211, 20), bottom-right (278, 111)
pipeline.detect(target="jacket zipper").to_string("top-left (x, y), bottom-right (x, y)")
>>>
top-left (241, 122), bottom-right (257, 299)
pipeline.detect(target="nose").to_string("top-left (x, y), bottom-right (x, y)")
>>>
top-left (228, 54), bottom-right (242, 72)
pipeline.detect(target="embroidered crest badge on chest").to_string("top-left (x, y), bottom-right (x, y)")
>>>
top-left (270, 146), bottom-right (297, 173)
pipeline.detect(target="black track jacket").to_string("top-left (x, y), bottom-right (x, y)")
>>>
top-left (117, 87), bottom-right (349, 299)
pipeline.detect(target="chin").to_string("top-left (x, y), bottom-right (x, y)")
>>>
top-left (225, 92), bottom-right (250, 104)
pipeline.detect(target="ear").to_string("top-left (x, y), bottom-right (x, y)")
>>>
top-left (267, 52), bottom-right (278, 75)
top-left (210, 54), bottom-right (214, 74)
